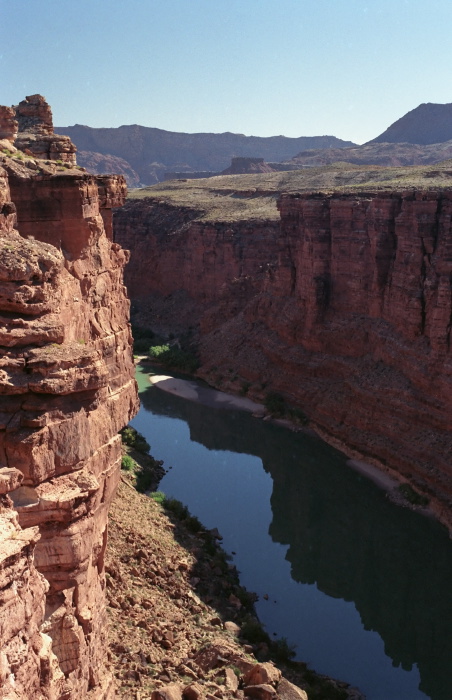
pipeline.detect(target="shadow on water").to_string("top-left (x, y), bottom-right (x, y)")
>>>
top-left (135, 368), bottom-right (452, 700)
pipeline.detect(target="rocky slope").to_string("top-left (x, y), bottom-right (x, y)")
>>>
top-left (219, 158), bottom-right (277, 175)
top-left (287, 140), bottom-right (452, 168)
top-left (0, 96), bottom-right (138, 698)
top-left (76, 151), bottom-right (140, 188)
top-left (369, 102), bottom-right (452, 145)
top-left (114, 173), bottom-right (452, 528)
top-left (106, 474), bottom-right (363, 700)
top-left (54, 124), bottom-right (355, 185)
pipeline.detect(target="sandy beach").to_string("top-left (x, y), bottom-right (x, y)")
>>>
top-left (149, 374), bottom-right (266, 415)
top-left (147, 372), bottom-right (436, 513)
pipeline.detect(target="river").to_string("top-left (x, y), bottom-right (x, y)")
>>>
top-left (131, 365), bottom-right (452, 700)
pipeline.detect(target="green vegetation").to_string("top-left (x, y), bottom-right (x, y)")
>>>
top-left (287, 406), bottom-right (308, 425)
top-left (120, 425), bottom-right (150, 454)
top-left (264, 391), bottom-right (308, 425)
top-left (146, 484), bottom-right (347, 699)
top-left (148, 343), bottom-right (199, 373)
top-left (272, 637), bottom-right (297, 662)
top-left (240, 381), bottom-right (251, 396)
top-left (120, 426), bottom-right (163, 492)
top-left (149, 344), bottom-right (171, 358)
top-left (131, 324), bottom-right (155, 353)
top-left (264, 391), bottom-right (286, 416)
top-left (149, 490), bottom-right (166, 505)
top-left (241, 616), bottom-right (269, 645)
top-left (150, 492), bottom-right (204, 533)
top-left (121, 454), bottom-right (135, 472)
top-left (398, 483), bottom-right (429, 507)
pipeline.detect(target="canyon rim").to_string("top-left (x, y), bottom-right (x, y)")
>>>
top-left (0, 95), bottom-right (138, 698)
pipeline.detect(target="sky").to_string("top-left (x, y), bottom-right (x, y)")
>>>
top-left (2, 0), bottom-right (452, 145)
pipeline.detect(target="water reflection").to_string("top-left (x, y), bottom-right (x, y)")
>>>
top-left (134, 368), bottom-right (452, 700)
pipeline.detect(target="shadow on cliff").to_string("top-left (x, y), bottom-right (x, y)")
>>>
top-left (137, 378), bottom-right (452, 700)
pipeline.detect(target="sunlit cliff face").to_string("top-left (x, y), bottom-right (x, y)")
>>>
top-left (0, 95), bottom-right (137, 699)
top-left (114, 189), bottom-right (452, 526)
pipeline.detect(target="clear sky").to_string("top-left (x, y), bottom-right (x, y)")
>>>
top-left (2, 0), bottom-right (452, 145)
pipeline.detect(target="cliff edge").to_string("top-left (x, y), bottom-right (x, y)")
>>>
top-left (0, 96), bottom-right (138, 698)
top-left (116, 174), bottom-right (452, 528)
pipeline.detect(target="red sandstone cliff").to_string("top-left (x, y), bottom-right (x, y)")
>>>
top-left (0, 98), bottom-right (138, 698)
top-left (114, 191), bottom-right (452, 524)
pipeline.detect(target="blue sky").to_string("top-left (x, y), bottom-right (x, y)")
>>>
top-left (2, 0), bottom-right (452, 144)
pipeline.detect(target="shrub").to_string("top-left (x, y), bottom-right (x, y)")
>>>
top-left (150, 491), bottom-right (166, 504)
top-left (149, 493), bottom-right (201, 533)
top-left (149, 344), bottom-right (199, 373)
top-left (240, 381), bottom-right (251, 396)
top-left (287, 407), bottom-right (309, 425)
top-left (271, 636), bottom-right (296, 661)
top-left (133, 337), bottom-right (154, 353)
top-left (135, 455), bottom-right (163, 493)
top-left (131, 324), bottom-right (155, 353)
top-left (398, 483), bottom-right (429, 507)
top-left (241, 616), bottom-right (269, 645)
top-left (186, 514), bottom-right (203, 533)
top-left (235, 587), bottom-right (259, 610)
top-left (120, 426), bottom-right (150, 454)
top-left (149, 344), bottom-right (170, 358)
top-left (165, 497), bottom-right (189, 520)
top-left (121, 455), bottom-right (135, 471)
top-left (264, 391), bottom-right (286, 416)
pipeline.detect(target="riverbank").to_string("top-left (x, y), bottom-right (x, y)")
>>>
top-left (144, 366), bottom-right (446, 532)
top-left (106, 475), bottom-right (365, 700)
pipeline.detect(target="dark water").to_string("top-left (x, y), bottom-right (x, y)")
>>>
top-left (132, 366), bottom-right (452, 700)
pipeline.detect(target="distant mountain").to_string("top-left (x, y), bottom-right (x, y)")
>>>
top-left (55, 123), bottom-right (355, 185)
top-left (77, 151), bottom-right (140, 187)
top-left (289, 140), bottom-right (452, 167)
top-left (369, 103), bottom-right (452, 145)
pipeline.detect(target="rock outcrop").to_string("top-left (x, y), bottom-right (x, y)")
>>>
top-left (14, 95), bottom-right (77, 165)
top-left (0, 106), bottom-right (18, 145)
top-left (219, 158), bottom-right (276, 175)
top-left (114, 190), bottom-right (452, 525)
top-left (0, 98), bottom-right (137, 698)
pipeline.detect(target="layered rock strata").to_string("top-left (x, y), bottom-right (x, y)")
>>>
top-left (0, 107), bottom-right (137, 698)
top-left (0, 106), bottom-right (18, 145)
top-left (13, 95), bottom-right (77, 165)
top-left (114, 192), bottom-right (452, 523)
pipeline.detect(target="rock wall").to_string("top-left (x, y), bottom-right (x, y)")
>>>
top-left (0, 101), bottom-right (138, 698)
top-left (13, 94), bottom-right (77, 165)
top-left (114, 192), bottom-right (452, 523)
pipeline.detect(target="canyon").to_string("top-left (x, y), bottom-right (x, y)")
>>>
top-left (115, 171), bottom-right (452, 529)
top-left (0, 96), bottom-right (138, 698)
top-left (1, 92), bottom-right (452, 699)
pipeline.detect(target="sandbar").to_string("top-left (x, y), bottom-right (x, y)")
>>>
top-left (149, 374), bottom-right (265, 415)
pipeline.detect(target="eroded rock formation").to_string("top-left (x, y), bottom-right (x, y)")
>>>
top-left (13, 94), bottom-right (77, 165)
top-left (0, 99), bottom-right (137, 698)
top-left (219, 158), bottom-right (276, 175)
top-left (114, 191), bottom-right (452, 525)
